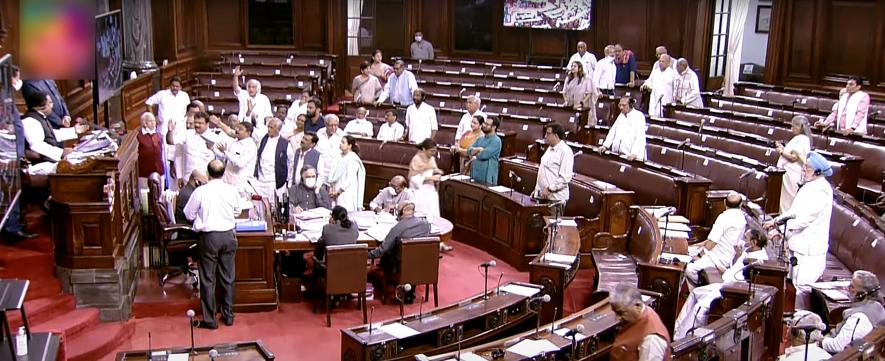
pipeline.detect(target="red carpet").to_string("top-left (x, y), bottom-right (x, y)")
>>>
top-left (2, 209), bottom-right (598, 360)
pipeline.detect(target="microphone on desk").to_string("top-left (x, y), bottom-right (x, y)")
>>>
top-left (396, 284), bottom-right (412, 324)
top-left (677, 138), bottom-right (691, 149)
top-left (369, 306), bottom-right (376, 336)
top-left (698, 118), bottom-right (705, 138)
top-left (553, 82), bottom-right (561, 92)
top-left (659, 207), bottom-right (677, 217)
top-left (246, 179), bottom-right (262, 200)
top-left (496, 273), bottom-right (504, 295)
top-left (563, 324), bottom-right (585, 338)
top-left (209, 349), bottom-right (219, 361)
top-left (573, 150), bottom-right (583, 158)
top-left (148, 332), bottom-right (152, 361)
top-left (739, 169), bottom-right (755, 179)
top-left (490, 65), bottom-right (498, 76)
top-left (508, 170), bottom-right (522, 183)
top-left (418, 296), bottom-right (425, 323)
top-left (850, 317), bottom-right (865, 348)
top-left (530, 294), bottom-right (552, 304)
top-left (687, 304), bottom-right (705, 336)
top-left (480, 260), bottom-right (497, 268)
top-left (739, 259), bottom-right (765, 281)
top-left (186, 309), bottom-right (197, 355)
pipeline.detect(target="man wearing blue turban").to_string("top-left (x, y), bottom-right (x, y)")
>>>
top-left (765, 151), bottom-right (833, 310)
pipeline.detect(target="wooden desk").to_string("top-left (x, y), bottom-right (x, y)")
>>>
top-left (830, 327), bottom-right (885, 360)
top-left (232, 201), bottom-right (276, 312)
top-left (340, 282), bottom-right (542, 361)
top-left (115, 340), bottom-right (274, 360)
top-left (439, 179), bottom-right (549, 271)
top-left (529, 218), bottom-right (580, 324)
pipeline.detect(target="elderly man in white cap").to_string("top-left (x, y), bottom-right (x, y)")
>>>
top-left (764, 151), bottom-right (834, 310)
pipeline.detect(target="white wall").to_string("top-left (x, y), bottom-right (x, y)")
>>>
top-left (739, 0), bottom-right (771, 65)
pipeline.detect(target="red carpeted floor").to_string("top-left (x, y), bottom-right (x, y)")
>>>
top-left (1, 209), bottom-right (597, 361)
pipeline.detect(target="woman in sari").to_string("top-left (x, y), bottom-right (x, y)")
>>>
top-left (455, 115), bottom-right (483, 174)
top-left (351, 61), bottom-right (383, 104)
top-left (562, 60), bottom-right (594, 110)
top-left (409, 139), bottom-right (452, 252)
top-left (328, 135), bottom-right (366, 212)
top-left (368, 49), bottom-right (393, 84)
top-left (776, 116), bottom-right (812, 212)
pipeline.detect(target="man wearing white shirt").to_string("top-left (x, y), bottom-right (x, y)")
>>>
top-left (215, 122), bottom-right (257, 194)
top-left (641, 54), bottom-right (677, 117)
top-left (593, 45), bottom-right (617, 97)
top-left (316, 115), bottom-right (345, 182)
top-left (145, 76), bottom-right (190, 134)
top-left (673, 58), bottom-right (703, 108)
top-left (817, 271), bottom-right (885, 354)
top-left (764, 151), bottom-right (834, 310)
top-left (685, 193), bottom-right (747, 284)
top-left (291, 132), bottom-right (324, 186)
top-left (455, 95), bottom-right (485, 142)
top-left (285, 90), bottom-right (311, 124)
top-left (232, 66), bottom-right (273, 141)
top-left (376, 110), bottom-right (405, 141)
top-left (534, 124), bottom-right (574, 203)
top-left (600, 97), bottom-right (647, 161)
top-left (377, 60), bottom-right (419, 107)
top-left (814, 76), bottom-right (870, 135)
top-left (343, 107), bottom-right (375, 138)
top-left (168, 112), bottom-right (224, 181)
top-left (20, 91), bottom-right (80, 168)
top-left (405, 89), bottom-right (438, 143)
top-left (183, 160), bottom-right (242, 329)
top-left (369, 175), bottom-right (414, 213)
top-left (253, 118), bottom-right (294, 200)
top-left (567, 41), bottom-right (597, 76)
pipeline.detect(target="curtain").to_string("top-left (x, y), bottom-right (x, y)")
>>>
top-left (346, 0), bottom-right (364, 56)
top-left (723, 0), bottom-right (750, 96)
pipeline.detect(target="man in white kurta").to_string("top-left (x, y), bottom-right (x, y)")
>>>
top-left (215, 122), bottom-right (257, 194)
top-left (674, 228), bottom-right (769, 340)
top-left (534, 124), bottom-right (574, 203)
top-left (593, 45), bottom-right (617, 97)
top-left (405, 89), bottom-right (438, 143)
top-left (20, 93), bottom-right (79, 173)
top-left (685, 193), bottom-right (747, 284)
top-left (765, 151), bottom-right (833, 310)
top-left (232, 66), bottom-right (273, 141)
top-left (567, 41), bottom-right (597, 76)
top-left (285, 90), bottom-right (311, 124)
top-left (455, 96), bottom-right (485, 142)
top-left (168, 113), bottom-right (226, 183)
top-left (376, 110), bottom-right (405, 141)
top-left (145, 76), bottom-right (190, 134)
top-left (673, 58), bottom-right (703, 108)
top-left (600, 97), bottom-right (647, 161)
top-left (254, 118), bottom-right (294, 200)
top-left (316, 115), bottom-right (346, 183)
top-left (343, 107), bottom-right (375, 138)
top-left (815, 76), bottom-right (870, 135)
top-left (642, 54), bottom-right (676, 117)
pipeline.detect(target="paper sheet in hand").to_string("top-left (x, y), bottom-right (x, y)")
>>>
top-left (819, 289), bottom-right (850, 302)
top-left (544, 253), bottom-right (576, 264)
top-left (506, 339), bottom-right (559, 357)
top-left (657, 222), bottom-right (691, 232)
top-left (489, 185), bottom-right (511, 193)
top-left (499, 284), bottom-right (540, 297)
top-left (379, 322), bottom-right (420, 339)
top-left (554, 328), bottom-right (588, 341)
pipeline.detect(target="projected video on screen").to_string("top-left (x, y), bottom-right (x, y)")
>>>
top-left (503, 0), bottom-right (592, 30)
top-left (95, 10), bottom-right (122, 104)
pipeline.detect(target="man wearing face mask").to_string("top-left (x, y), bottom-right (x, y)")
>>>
top-left (370, 175), bottom-right (414, 213)
top-left (764, 151), bottom-right (834, 310)
top-left (288, 166), bottom-right (332, 213)
top-left (410, 31), bottom-right (435, 60)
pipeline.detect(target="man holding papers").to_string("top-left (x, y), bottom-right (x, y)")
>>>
top-left (685, 193), bottom-right (746, 284)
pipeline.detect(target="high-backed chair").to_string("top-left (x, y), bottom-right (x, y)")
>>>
top-left (384, 237), bottom-right (441, 307)
top-left (313, 243), bottom-right (368, 327)
top-left (146, 173), bottom-right (199, 288)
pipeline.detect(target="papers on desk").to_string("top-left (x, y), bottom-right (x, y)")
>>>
top-left (506, 338), bottom-right (559, 357)
top-left (543, 253), bottom-right (576, 265)
top-left (489, 185), bottom-right (512, 193)
top-left (299, 220), bottom-right (327, 233)
top-left (499, 284), bottom-right (540, 297)
top-left (556, 219), bottom-right (577, 227)
top-left (430, 223), bottom-right (442, 234)
top-left (660, 252), bottom-right (693, 263)
top-left (441, 352), bottom-right (487, 361)
top-left (442, 174), bottom-right (471, 182)
top-left (658, 222), bottom-right (691, 232)
top-left (662, 230), bottom-right (690, 239)
top-left (366, 223), bottom-right (394, 242)
top-left (167, 354), bottom-right (189, 361)
top-left (554, 327), bottom-right (588, 341)
top-left (297, 207), bottom-right (331, 220)
top-left (234, 220), bottom-right (266, 232)
top-left (379, 322), bottom-right (420, 339)
top-left (810, 280), bottom-right (851, 289)
top-left (818, 289), bottom-right (850, 302)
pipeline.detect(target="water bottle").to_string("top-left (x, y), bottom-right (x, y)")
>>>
top-left (15, 326), bottom-right (27, 356)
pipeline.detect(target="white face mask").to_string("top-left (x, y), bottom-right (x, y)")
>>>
top-left (12, 79), bottom-right (22, 92)
top-left (388, 187), bottom-right (399, 196)
top-left (415, 36), bottom-right (422, 42)
top-left (303, 177), bottom-right (317, 189)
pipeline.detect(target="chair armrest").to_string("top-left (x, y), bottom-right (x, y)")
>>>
top-left (701, 266), bottom-right (723, 284)
top-left (592, 232), bottom-right (613, 250)
top-left (162, 224), bottom-right (197, 242)
top-left (312, 256), bottom-right (326, 270)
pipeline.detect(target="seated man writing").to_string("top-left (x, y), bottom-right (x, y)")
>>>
top-left (673, 228), bottom-right (768, 340)
top-left (369, 175), bottom-right (414, 213)
top-left (367, 201), bottom-right (431, 302)
top-left (685, 192), bottom-right (746, 285)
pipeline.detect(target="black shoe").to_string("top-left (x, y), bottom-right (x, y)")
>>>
top-left (194, 320), bottom-right (218, 329)
top-left (221, 316), bottom-right (234, 326)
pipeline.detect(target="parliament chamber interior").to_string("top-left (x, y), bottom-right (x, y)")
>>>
top-left (1, 0), bottom-right (885, 360)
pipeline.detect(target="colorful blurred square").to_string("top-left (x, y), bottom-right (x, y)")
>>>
top-left (19, 0), bottom-right (95, 80)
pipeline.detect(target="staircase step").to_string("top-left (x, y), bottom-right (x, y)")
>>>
top-left (65, 321), bottom-right (134, 361)
top-left (31, 308), bottom-right (101, 343)
top-left (23, 277), bottom-right (63, 300)
top-left (0, 249), bottom-right (55, 279)
top-left (7, 294), bottom-right (76, 329)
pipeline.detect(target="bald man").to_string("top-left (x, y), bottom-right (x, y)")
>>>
top-left (175, 169), bottom-right (209, 223)
top-left (369, 175), bottom-right (415, 213)
top-left (685, 193), bottom-right (747, 284)
top-left (643, 53), bottom-right (677, 117)
top-left (136, 112), bottom-right (165, 179)
top-left (567, 41), bottom-right (597, 75)
top-left (673, 58), bottom-right (703, 108)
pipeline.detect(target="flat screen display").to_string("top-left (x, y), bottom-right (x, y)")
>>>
top-left (503, 0), bottom-right (593, 30)
top-left (95, 10), bottom-right (122, 104)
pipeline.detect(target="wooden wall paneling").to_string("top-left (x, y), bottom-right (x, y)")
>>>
top-left (1, 0), bottom-right (20, 64)
top-left (784, 0), bottom-right (816, 80)
top-left (648, 0), bottom-right (687, 61)
top-left (120, 74), bottom-right (153, 130)
top-left (298, 0), bottom-right (326, 50)
top-left (421, 0), bottom-right (451, 57)
top-left (175, 0), bottom-right (201, 56)
top-left (204, 0), bottom-right (244, 50)
top-left (821, 1), bottom-right (877, 79)
top-left (152, 0), bottom-right (176, 61)
top-left (763, 0), bottom-right (786, 84)
top-left (877, 0), bottom-right (885, 88)
top-left (605, 0), bottom-right (650, 68)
